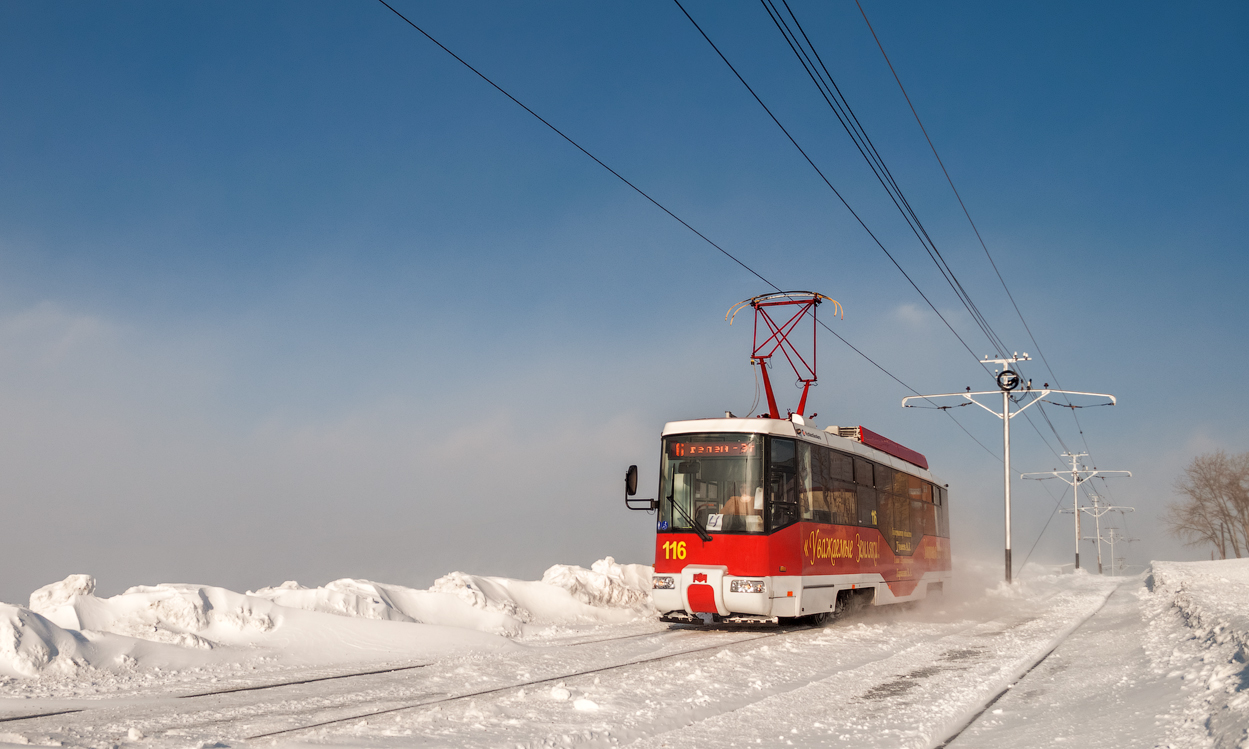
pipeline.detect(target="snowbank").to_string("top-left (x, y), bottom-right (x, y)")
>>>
top-left (1, 558), bottom-right (653, 679)
top-left (1145, 559), bottom-right (1249, 746)
top-left (0, 604), bottom-right (98, 678)
top-left (252, 556), bottom-right (653, 637)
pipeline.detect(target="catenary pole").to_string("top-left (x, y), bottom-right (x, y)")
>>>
top-left (1074, 494), bottom-right (1134, 574)
top-left (1003, 384), bottom-right (1011, 581)
top-left (902, 353), bottom-right (1117, 583)
top-left (1105, 528), bottom-right (1138, 575)
top-left (1025, 455), bottom-right (1131, 571)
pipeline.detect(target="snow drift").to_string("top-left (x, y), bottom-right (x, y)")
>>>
top-left (1, 558), bottom-right (652, 679)
top-left (0, 604), bottom-right (98, 678)
top-left (251, 556), bottom-right (652, 637)
top-left (1145, 558), bottom-right (1249, 747)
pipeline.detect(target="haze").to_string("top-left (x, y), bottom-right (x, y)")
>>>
top-left (0, 1), bottom-right (1245, 603)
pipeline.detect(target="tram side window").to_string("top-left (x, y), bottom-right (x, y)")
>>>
top-left (874, 465), bottom-right (897, 552)
top-left (856, 485), bottom-right (877, 526)
top-left (877, 488), bottom-right (897, 552)
top-left (890, 493), bottom-right (915, 554)
top-left (798, 442), bottom-right (831, 524)
top-left (853, 456), bottom-right (877, 527)
top-left (829, 451), bottom-right (853, 482)
top-left (936, 486), bottom-right (950, 538)
top-left (891, 469), bottom-right (908, 499)
top-left (854, 458), bottom-right (874, 487)
top-left (769, 438), bottom-right (799, 532)
top-left (917, 482), bottom-right (937, 538)
top-left (799, 443), bottom-right (857, 526)
top-left (912, 500), bottom-right (935, 542)
top-left (827, 479), bottom-right (857, 525)
top-left (876, 467), bottom-right (914, 555)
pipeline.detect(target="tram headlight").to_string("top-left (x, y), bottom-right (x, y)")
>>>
top-left (730, 580), bottom-right (766, 594)
top-left (652, 576), bottom-right (676, 590)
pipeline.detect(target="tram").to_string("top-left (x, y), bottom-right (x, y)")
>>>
top-left (624, 293), bottom-right (952, 624)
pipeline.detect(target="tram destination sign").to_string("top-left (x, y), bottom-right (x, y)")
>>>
top-left (667, 440), bottom-right (757, 457)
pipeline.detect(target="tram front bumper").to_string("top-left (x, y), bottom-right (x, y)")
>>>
top-left (651, 570), bottom-right (776, 617)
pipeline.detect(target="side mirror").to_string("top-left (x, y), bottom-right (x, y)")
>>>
top-left (624, 465), bottom-right (656, 511)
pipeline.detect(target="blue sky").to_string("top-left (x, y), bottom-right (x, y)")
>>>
top-left (0, 1), bottom-right (1245, 601)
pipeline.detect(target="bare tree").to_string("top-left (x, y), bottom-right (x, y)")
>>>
top-left (1165, 450), bottom-right (1249, 559)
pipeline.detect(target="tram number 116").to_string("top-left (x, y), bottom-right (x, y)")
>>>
top-left (662, 541), bottom-right (687, 560)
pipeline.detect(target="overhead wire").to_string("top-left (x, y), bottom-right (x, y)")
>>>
top-left (852, 0), bottom-right (1104, 467)
top-left (677, 0), bottom-right (1075, 474)
top-left (670, 0), bottom-right (994, 376)
top-left (749, 0), bottom-right (1117, 565)
top-left (761, 0), bottom-right (1014, 361)
top-left (1017, 481), bottom-right (1070, 572)
top-left (374, 0), bottom-right (1003, 465)
top-left (774, 0), bottom-right (1096, 470)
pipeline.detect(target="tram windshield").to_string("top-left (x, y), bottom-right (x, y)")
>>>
top-left (659, 433), bottom-right (765, 534)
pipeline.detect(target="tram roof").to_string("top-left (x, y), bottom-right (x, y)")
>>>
top-left (661, 417), bottom-right (940, 485)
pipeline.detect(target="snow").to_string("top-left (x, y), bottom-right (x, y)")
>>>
top-left (250, 557), bottom-right (653, 638)
top-left (0, 557), bottom-right (1245, 748)
top-left (0, 557), bottom-right (652, 687)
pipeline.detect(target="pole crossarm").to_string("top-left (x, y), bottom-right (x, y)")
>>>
top-left (1021, 452), bottom-right (1131, 574)
top-left (1022, 469), bottom-right (1132, 485)
top-left (902, 389), bottom-right (1116, 420)
top-left (901, 352), bottom-right (1120, 584)
top-left (1078, 504), bottom-right (1135, 519)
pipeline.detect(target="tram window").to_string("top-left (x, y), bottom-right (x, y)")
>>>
top-left (828, 479), bottom-right (856, 525)
top-left (892, 469), bottom-right (908, 498)
top-left (829, 451), bottom-right (853, 482)
top-left (854, 458), bottom-right (874, 487)
top-left (798, 442), bottom-right (830, 523)
top-left (771, 438), bottom-right (796, 469)
top-left (876, 490), bottom-right (894, 547)
top-left (890, 494), bottom-right (915, 554)
top-left (922, 482), bottom-right (933, 503)
top-left (768, 438), bottom-right (799, 532)
top-left (915, 499), bottom-right (937, 538)
top-left (875, 492), bottom-right (914, 555)
top-left (659, 434), bottom-right (764, 534)
top-left (856, 486), bottom-right (877, 526)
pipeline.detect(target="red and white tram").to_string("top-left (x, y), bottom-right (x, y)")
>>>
top-left (625, 292), bottom-right (952, 624)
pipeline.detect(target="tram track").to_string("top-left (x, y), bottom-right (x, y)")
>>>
top-left (527, 625), bottom-right (691, 648)
top-left (932, 580), bottom-right (1123, 749)
top-left (245, 626), bottom-right (806, 740)
top-left (616, 583), bottom-right (1125, 749)
top-left (0, 625), bottom-right (804, 744)
top-left (3, 587), bottom-right (1121, 748)
top-left (0, 663), bottom-right (433, 725)
top-left (0, 629), bottom-right (685, 727)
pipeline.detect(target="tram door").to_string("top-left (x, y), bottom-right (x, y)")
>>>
top-left (768, 438), bottom-right (798, 531)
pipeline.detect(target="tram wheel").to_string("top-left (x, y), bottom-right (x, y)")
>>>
top-left (780, 612), bottom-right (829, 627)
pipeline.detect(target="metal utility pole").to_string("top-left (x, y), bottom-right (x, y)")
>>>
top-left (1024, 453), bottom-right (1130, 572)
top-left (1077, 493), bottom-right (1135, 574)
top-left (1105, 528), bottom-right (1138, 576)
top-left (902, 353), bottom-right (1117, 584)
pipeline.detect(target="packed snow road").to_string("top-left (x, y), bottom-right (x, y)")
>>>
top-left (3, 560), bottom-right (1248, 748)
